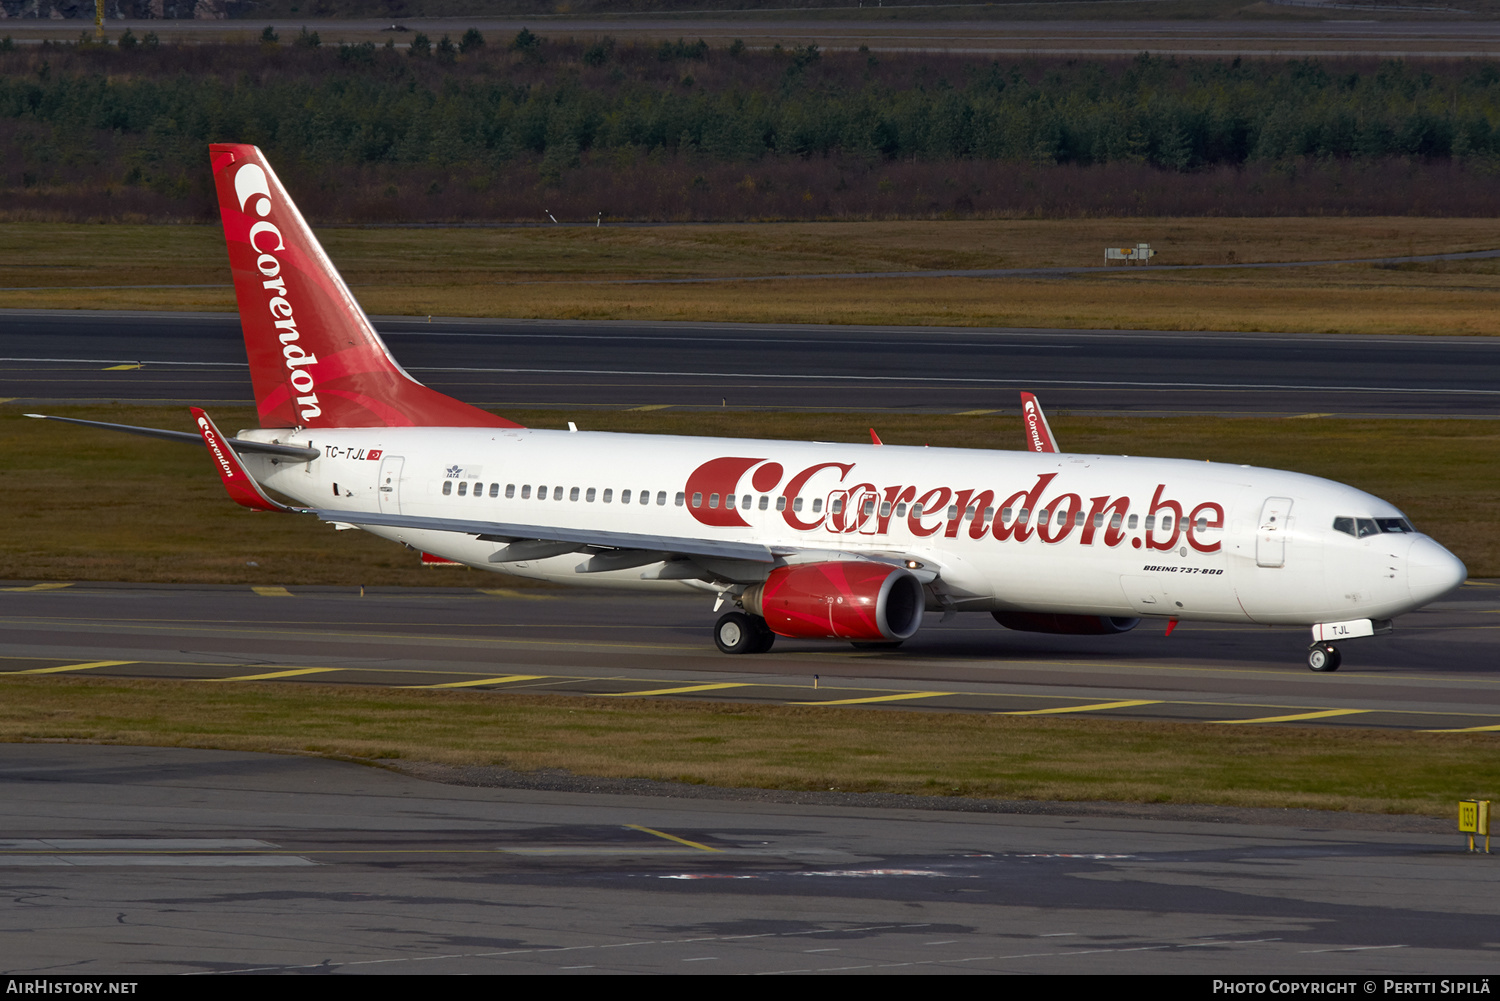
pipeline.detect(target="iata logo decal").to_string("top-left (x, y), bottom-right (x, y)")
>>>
top-left (684, 456), bottom-right (1225, 553)
top-left (235, 161), bottom-right (322, 424)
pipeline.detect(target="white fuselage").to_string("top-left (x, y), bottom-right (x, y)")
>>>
top-left (244, 426), bottom-right (1465, 627)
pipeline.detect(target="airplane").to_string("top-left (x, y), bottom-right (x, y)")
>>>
top-left (27, 144), bottom-right (1468, 673)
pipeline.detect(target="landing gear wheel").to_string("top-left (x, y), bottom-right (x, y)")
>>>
top-left (1307, 643), bottom-right (1342, 672)
top-left (716, 612), bottom-right (774, 654)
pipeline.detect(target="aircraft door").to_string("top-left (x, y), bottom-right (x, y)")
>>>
top-left (1256, 496), bottom-right (1292, 568)
top-left (377, 456), bottom-right (405, 515)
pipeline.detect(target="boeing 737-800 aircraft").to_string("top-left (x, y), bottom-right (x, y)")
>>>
top-left (29, 145), bottom-right (1468, 671)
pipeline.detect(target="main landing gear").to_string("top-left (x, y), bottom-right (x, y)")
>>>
top-left (1307, 643), bottom-right (1342, 672)
top-left (714, 611), bottom-right (776, 655)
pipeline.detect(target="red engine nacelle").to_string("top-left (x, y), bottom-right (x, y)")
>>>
top-left (991, 611), bottom-right (1140, 635)
top-left (743, 561), bottom-right (925, 642)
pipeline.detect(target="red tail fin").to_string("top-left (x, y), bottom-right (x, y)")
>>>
top-left (1020, 391), bottom-right (1059, 453)
top-left (210, 144), bottom-right (519, 430)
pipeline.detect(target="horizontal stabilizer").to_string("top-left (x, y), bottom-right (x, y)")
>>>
top-left (191, 408), bottom-right (299, 513)
top-left (25, 414), bottom-right (319, 461)
top-left (1020, 392), bottom-right (1060, 453)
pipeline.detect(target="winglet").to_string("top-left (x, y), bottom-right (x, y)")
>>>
top-left (1020, 392), bottom-right (1059, 453)
top-left (191, 407), bottom-right (295, 513)
top-left (870, 428), bottom-right (883, 446)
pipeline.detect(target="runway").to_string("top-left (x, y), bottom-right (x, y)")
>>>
top-left (2, 581), bottom-right (1497, 731)
top-left (14, 17), bottom-right (1500, 59)
top-left (0, 743), bottom-right (1493, 976)
top-left (5, 309), bottom-right (1499, 417)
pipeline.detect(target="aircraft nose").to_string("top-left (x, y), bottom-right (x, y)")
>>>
top-left (1408, 536), bottom-right (1467, 604)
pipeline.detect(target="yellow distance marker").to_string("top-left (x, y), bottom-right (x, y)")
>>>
top-left (1459, 800), bottom-right (1491, 854)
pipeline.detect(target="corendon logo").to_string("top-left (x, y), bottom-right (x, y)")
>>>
top-left (1023, 398), bottom-right (1048, 452)
top-left (197, 415), bottom-right (238, 480)
top-left (683, 456), bottom-right (1226, 554)
top-left (235, 162), bottom-right (321, 423)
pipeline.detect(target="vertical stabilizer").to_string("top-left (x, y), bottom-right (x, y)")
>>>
top-left (210, 144), bottom-right (519, 430)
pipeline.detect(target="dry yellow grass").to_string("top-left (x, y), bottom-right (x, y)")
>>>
top-left (2, 675), bottom-right (1494, 815)
top-left (2, 218), bottom-right (1499, 333)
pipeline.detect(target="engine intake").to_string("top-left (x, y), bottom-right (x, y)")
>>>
top-left (991, 611), bottom-right (1140, 635)
top-left (743, 561), bottom-right (924, 642)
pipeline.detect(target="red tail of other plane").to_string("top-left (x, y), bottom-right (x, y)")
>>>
top-left (210, 144), bottom-right (519, 430)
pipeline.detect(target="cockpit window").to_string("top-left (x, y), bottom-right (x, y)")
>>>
top-left (1338, 516), bottom-right (1414, 538)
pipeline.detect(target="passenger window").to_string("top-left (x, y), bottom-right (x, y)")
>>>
top-left (1110, 513), bottom-right (1122, 529)
top-left (830, 498), bottom-right (842, 515)
top-left (776, 497), bottom-right (787, 512)
top-left (1038, 508), bottom-right (1050, 525)
top-left (692, 493), bottom-right (703, 508)
top-left (879, 501), bottom-right (890, 518)
top-left (521, 484), bottom-right (531, 499)
top-left (1162, 515), bottom-right (1173, 531)
top-left (458, 481), bottom-right (468, 497)
top-left (489, 483), bottom-right (499, 498)
top-left (793, 498), bottom-right (804, 513)
top-left (1145, 515), bottom-right (1155, 530)
top-left (602, 489), bottom-right (612, 503)
top-left (555, 485), bottom-right (564, 501)
top-left (476, 483), bottom-right (484, 500)
top-left (504, 484), bottom-right (514, 499)
top-left (1196, 516), bottom-right (1208, 532)
top-left (586, 488), bottom-right (596, 503)
top-left (983, 506), bottom-right (994, 521)
top-left (709, 493), bottom-right (720, 509)
top-left (1019, 508), bottom-right (1030, 524)
top-left (911, 503), bottom-right (923, 518)
top-left (743, 494), bottom-right (752, 510)
top-left (812, 499), bottom-right (823, 514)
top-left (723, 493), bottom-right (733, 509)
top-left (1093, 512), bottom-right (1104, 528)
top-left (1074, 511), bottom-right (1085, 526)
top-left (1127, 514), bottom-right (1138, 530)
top-left (946, 505), bottom-right (958, 520)
top-left (538, 486), bottom-right (548, 500)
top-left (1001, 507), bottom-right (1013, 523)
top-left (759, 496), bottom-right (769, 511)
top-left (621, 489), bottom-right (631, 504)
top-left (443, 481), bottom-right (452, 495)
top-left (896, 503), bottom-right (907, 518)
top-left (570, 487), bottom-right (580, 502)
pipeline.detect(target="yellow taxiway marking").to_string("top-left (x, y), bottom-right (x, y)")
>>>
top-left (251, 586), bottom-right (293, 597)
top-left (411, 674), bottom-right (544, 689)
top-left (1217, 708), bottom-right (1369, 725)
top-left (625, 825), bottom-right (720, 853)
top-left (103, 363), bottom-right (142, 371)
top-left (607, 683), bottom-right (748, 697)
top-left (1422, 723), bottom-right (1500, 733)
top-left (215, 668), bottom-right (341, 682)
top-left (477, 588), bottom-right (557, 600)
top-left (627, 404), bottom-right (673, 412)
top-left (2, 582), bottom-right (74, 592)
top-left (794, 691), bottom-right (951, 706)
top-left (956, 409), bottom-right (999, 416)
top-left (998, 699), bottom-right (1162, 716)
top-left (14, 660), bottom-right (135, 675)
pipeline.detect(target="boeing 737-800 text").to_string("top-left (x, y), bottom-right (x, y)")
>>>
top-left (29, 145), bottom-right (1468, 671)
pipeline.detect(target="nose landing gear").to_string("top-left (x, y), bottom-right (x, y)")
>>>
top-left (1307, 643), bottom-right (1342, 672)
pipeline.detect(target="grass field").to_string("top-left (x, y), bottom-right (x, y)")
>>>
top-left (3, 405), bottom-right (1496, 584)
top-left (1, 675), bottom-right (1494, 816)
top-left (3, 218), bottom-right (1499, 333)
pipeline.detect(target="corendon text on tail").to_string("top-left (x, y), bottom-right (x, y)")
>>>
top-left (28, 145), bottom-right (1468, 672)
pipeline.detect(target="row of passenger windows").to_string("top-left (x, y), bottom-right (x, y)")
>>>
top-left (437, 480), bottom-right (1216, 533)
top-left (1333, 516), bottom-right (1414, 538)
top-left (443, 481), bottom-right (676, 506)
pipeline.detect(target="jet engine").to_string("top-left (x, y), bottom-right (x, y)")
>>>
top-left (991, 611), bottom-right (1140, 635)
top-left (742, 561), bottom-right (925, 642)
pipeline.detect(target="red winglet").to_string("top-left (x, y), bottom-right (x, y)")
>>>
top-left (1020, 392), bottom-right (1060, 453)
top-left (1165, 618), bottom-right (1179, 637)
top-left (191, 407), bottom-right (292, 512)
top-left (870, 428), bottom-right (883, 446)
